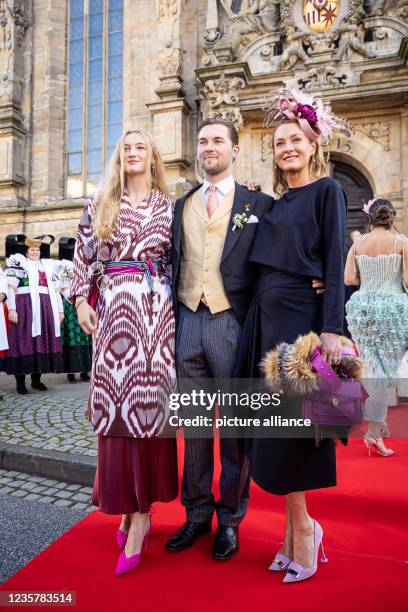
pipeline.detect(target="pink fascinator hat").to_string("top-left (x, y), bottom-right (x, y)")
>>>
top-left (264, 87), bottom-right (352, 143)
top-left (362, 199), bottom-right (377, 214)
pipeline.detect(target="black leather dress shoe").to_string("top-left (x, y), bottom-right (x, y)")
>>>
top-left (165, 520), bottom-right (212, 552)
top-left (213, 526), bottom-right (239, 561)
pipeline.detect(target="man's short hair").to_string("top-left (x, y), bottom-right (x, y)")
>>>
top-left (197, 116), bottom-right (239, 147)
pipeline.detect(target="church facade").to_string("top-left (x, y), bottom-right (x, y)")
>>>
top-left (1, 0), bottom-right (408, 251)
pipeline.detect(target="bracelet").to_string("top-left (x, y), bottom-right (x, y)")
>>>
top-left (75, 297), bottom-right (87, 310)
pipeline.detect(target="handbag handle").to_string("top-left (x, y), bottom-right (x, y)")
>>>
top-left (310, 347), bottom-right (357, 380)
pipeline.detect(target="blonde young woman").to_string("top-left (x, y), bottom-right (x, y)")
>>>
top-left (71, 130), bottom-right (178, 576)
top-left (235, 88), bottom-right (350, 583)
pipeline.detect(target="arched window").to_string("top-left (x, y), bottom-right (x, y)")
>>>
top-left (331, 160), bottom-right (373, 235)
top-left (67, 0), bottom-right (123, 198)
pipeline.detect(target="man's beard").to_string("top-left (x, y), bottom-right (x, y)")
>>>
top-left (201, 158), bottom-right (228, 176)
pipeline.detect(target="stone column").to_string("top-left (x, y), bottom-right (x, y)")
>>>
top-left (0, 0), bottom-right (28, 210)
top-left (29, 0), bottom-right (67, 206)
top-left (147, 0), bottom-right (191, 195)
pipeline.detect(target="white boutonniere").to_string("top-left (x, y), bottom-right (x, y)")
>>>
top-left (232, 212), bottom-right (248, 232)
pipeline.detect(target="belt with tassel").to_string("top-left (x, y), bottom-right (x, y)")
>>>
top-left (91, 259), bottom-right (164, 313)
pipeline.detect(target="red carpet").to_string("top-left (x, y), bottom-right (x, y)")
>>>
top-left (1, 438), bottom-right (408, 612)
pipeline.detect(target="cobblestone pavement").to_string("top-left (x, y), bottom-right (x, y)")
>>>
top-left (0, 377), bottom-right (99, 584)
top-left (0, 374), bottom-right (96, 457)
top-left (0, 468), bottom-right (96, 511)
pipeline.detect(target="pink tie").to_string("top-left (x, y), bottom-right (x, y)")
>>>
top-left (206, 185), bottom-right (218, 219)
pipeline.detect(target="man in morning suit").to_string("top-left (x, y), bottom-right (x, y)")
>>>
top-left (165, 118), bottom-right (273, 560)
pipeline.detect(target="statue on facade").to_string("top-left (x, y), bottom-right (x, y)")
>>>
top-left (220, 0), bottom-right (280, 58)
top-left (279, 24), bottom-right (309, 70)
top-left (336, 10), bottom-right (376, 60)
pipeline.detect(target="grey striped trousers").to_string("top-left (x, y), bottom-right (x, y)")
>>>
top-left (176, 302), bottom-right (250, 527)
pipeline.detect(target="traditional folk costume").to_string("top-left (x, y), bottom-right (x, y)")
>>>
top-left (70, 189), bottom-right (178, 514)
top-left (5, 245), bottom-right (64, 391)
top-left (56, 259), bottom-right (92, 380)
top-left (0, 267), bottom-right (9, 371)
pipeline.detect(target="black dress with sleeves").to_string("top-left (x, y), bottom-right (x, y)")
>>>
top-left (235, 177), bottom-right (347, 495)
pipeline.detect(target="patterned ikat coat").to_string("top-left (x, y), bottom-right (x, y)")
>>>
top-left (71, 189), bottom-right (176, 438)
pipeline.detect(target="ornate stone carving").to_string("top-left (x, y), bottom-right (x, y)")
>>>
top-left (203, 73), bottom-right (245, 107)
top-left (303, 30), bottom-right (339, 55)
top-left (299, 65), bottom-right (349, 89)
top-left (215, 106), bottom-right (244, 129)
top-left (336, 1), bottom-right (376, 61)
top-left (224, 0), bottom-right (280, 58)
top-left (278, 25), bottom-right (309, 70)
top-left (0, 51), bottom-right (22, 103)
top-left (354, 121), bottom-right (391, 150)
top-left (204, 1), bottom-right (280, 58)
top-left (156, 0), bottom-right (183, 96)
top-left (212, 32), bottom-right (235, 63)
top-left (280, 0), bottom-right (296, 30)
top-left (158, 41), bottom-right (182, 76)
top-left (158, 0), bottom-right (179, 21)
top-left (202, 72), bottom-right (246, 130)
top-left (375, 0), bottom-right (408, 18)
top-left (0, 0), bottom-right (28, 52)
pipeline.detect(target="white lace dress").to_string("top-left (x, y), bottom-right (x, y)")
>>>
top-left (346, 235), bottom-right (408, 423)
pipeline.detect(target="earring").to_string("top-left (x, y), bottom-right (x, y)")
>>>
top-left (151, 162), bottom-right (157, 175)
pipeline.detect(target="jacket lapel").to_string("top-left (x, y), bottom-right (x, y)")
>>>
top-left (173, 184), bottom-right (202, 257)
top-left (221, 183), bottom-right (258, 263)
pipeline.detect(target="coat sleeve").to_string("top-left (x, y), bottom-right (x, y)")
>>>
top-left (70, 198), bottom-right (98, 301)
top-left (320, 180), bottom-right (347, 334)
top-left (0, 268), bottom-right (7, 297)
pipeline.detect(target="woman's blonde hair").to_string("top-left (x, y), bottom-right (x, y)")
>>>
top-left (93, 129), bottom-right (169, 239)
top-left (272, 120), bottom-right (327, 197)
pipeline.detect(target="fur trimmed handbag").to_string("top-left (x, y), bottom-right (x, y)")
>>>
top-left (261, 332), bottom-right (367, 444)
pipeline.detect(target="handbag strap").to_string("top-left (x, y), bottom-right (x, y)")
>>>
top-left (310, 346), bottom-right (358, 380)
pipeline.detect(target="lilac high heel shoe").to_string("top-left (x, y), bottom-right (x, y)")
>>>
top-left (115, 515), bottom-right (152, 576)
top-left (283, 520), bottom-right (328, 584)
top-left (117, 528), bottom-right (128, 550)
top-left (268, 552), bottom-right (291, 572)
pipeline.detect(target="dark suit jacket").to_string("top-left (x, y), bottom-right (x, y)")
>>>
top-left (172, 182), bottom-right (273, 325)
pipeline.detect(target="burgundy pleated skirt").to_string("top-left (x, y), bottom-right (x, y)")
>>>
top-left (92, 435), bottom-right (178, 514)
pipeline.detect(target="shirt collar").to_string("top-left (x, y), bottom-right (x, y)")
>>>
top-left (203, 175), bottom-right (235, 196)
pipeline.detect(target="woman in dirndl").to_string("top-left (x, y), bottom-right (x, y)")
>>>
top-left (70, 129), bottom-right (177, 576)
top-left (0, 266), bottom-right (9, 377)
top-left (6, 239), bottom-right (64, 394)
top-left (56, 257), bottom-right (92, 383)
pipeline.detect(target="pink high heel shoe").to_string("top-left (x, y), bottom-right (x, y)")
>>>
top-left (117, 528), bottom-right (128, 550)
top-left (115, 515), bottom-right (152, 576)
top-left (283, 520), bottom-right (328, 584)
top-left (364, 435), bottom-right (394, 457)
top-left (268, 552), bottom-right (291, 572)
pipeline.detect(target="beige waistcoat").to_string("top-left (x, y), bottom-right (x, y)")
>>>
top-left (177, 185), bottom-right (235, 313)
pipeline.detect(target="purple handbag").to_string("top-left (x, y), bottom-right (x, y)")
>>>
top-left (301, 347), bottom-right (367, 426)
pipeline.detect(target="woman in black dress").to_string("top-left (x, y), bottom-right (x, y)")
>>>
top-left (235, 88), bottom-right (350, 583)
